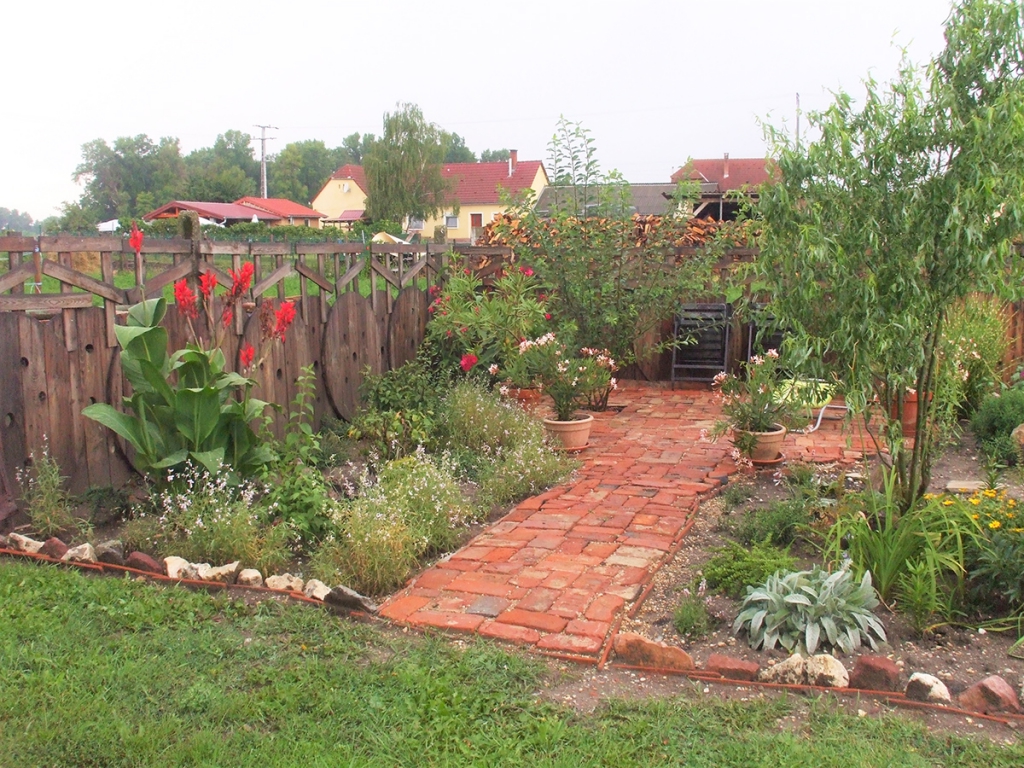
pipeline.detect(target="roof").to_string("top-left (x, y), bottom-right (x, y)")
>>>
top-left (234, 197), bottom-right (324, 219)
top-left (441, 160), bottom-right (546, 204)
top-left (670, 157), bottom-right (773, 192)
top-left (325, 209), bottom-right (367, 222)
top-left (142, 201), bottom-right (283, 223)
top-left (329, 164), bottom-right (368, 191)
top-left (537, 183), bottom-right (685, 216)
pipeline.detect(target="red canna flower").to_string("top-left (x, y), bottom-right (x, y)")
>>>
top-left (240, 342), bottom-right (255, 369)
top-left (128, 221), bottom-right (144, 255)
top-left (199, 271), bottom-right (218, 298)
top-left (222, 308), bottom-right (234, 327)
top-left (460, 353), bottom-right (478, 372)
top-left (273, 300), bottom-right (296, 341)
top-left (174, 280), bottom-right (198, 319)
top-left (228, 262), bottom-right (255, 299)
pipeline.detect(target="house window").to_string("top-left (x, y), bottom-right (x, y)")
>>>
top-left (408, 218), bottom-right (424, 231)
top-left (445, 215), bottom-right (459, 229)
top-left (471, 213), bottom-right (483, 228)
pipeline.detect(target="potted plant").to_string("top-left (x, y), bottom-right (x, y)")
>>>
top-left (708, 349), bottom-right (800, 463)
top-left (521, 333), bottom-right (613, 451)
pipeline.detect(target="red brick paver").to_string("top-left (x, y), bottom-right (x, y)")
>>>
top-left (379, 383), bottom-right (872, 659)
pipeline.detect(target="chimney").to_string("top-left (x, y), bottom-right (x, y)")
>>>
top-left (509, 149), bottom-right (518, 176)
top-left (723, 152), bottom-right (730, 180)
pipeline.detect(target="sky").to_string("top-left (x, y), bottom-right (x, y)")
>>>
top-left (3, 0), bottom-right (955, 222)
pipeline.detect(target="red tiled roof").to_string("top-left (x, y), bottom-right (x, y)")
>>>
top-left (329, 164), bottom-right (368, 191)
top-left (234, 197), bottom-right (324, 219)
top-left (441, 160), bottom-right (545, 204)
top-left (142, 201), bottom-right (281, 223)
top-left (670, 158), bottom-right (773, 191)
top-left (326, 209), bottom-right (366, 222)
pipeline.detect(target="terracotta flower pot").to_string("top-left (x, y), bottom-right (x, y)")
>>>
top-left (507, 386), bottom-right (543, 411)
top-left (542, 414), bottom-right (594, 452)
top-left (733, 423), bottom-right (787, 463)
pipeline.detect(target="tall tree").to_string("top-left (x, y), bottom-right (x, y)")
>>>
top-left (363, 103), bottom-right (455, 223)
top-left (0, 207), bottom-right (34, 232)
top-left (184, 130), bottom-right (259, 202)
top-left (755, 0), bottom-right (1024, 510)
top-left (480, 148), bottom-right (510, 162)
top-left (443, 132), bottom-right (476, 163)
top-left (335, 132), bottom-right (374, 166)
top-left (269, 140), bottom-right (337, 204)
top-left (74, 135), bottom-right (186, 219)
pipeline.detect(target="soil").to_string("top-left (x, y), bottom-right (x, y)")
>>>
top-left (542, 427), bottom-right (1024, 742)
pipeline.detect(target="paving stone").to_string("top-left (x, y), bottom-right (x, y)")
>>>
top-left (478, 621), bottom-right (541, 644)
top-left (412, 611), bottom-right (486, 632)
top-left (467, 595), bottom-right (510, 617)
top-left (945, 480), bottom-right (986, 493)
top-left (536, 633), bottom-right (603, 654)
top-left (585, 594), bottom-right (625, 622)
top-left (495, 609), bottom-right (568, 634)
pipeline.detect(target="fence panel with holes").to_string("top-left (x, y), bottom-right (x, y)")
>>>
top-left (0, 234), bottom-right (511, 501)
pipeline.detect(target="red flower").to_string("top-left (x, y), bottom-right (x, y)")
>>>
top-left (228, 263), bottom-right (255, 298)
top-left (273, 301), bottom-right (296, 341)
top-left (460, 353), bottom-right (478, 372)
top-left (174, 280), bottom-right (198, 319)
top-left (128, 221), bottom-right (144, 255)
top-left (240, 342), bottom-right (255, 369)
top-left (428, 304), bottom-right (436, 313)
top-left (222, 308), bottom-right (234, 327)
top-left (519, 265), bottom-right (534, 277)
top-left (545, 313), bottom-right (552, 320)
top-left (199, 271), bottom-right (218, 298)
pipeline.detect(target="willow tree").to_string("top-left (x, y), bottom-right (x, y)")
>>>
top-left (757, 0), bottom-right (1024, 511)
top-left (363, 102), bottom-right (456, 224)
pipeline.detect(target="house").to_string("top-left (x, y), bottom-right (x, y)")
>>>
top-left (671, 154), bottom-right (774, 220)
top-left (143, 198), bottom-right (325, 228)
top-left (311, 151), bottom-right (548, 242)
top-left (536, 182), bottom-right (686, 217)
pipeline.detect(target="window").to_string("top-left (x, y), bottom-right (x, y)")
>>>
top-left (445, 215), bottom-right (459, 229)
top-left (408, 218), bottom-right (424, 231)
top-left (470, 213), bottom-right (483, 228)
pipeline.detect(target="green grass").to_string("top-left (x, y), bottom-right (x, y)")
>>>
top-left (2, 561), bottom-right (1021, 766)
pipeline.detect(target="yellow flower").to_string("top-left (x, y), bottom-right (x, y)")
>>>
top-left (923, 493), bottom-right (936, 500)
top-left (1008, 499), bottom-right (1016, 507)
top-left (943, 499), bottom-right (955, 506)
top-left (983, 489), bottom-right (997, 498)
top-left (1007, 512), bottom-right (1015, 519)
top-left (972, 514), bottom-right (980, 520)
top-left (989, 520), bottom-right (1002, 530)
top-left (969, 497), bottom-right (981, 505)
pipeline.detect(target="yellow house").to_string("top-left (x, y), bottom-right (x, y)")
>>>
top-left (311, 151), bottom-right (548, 242)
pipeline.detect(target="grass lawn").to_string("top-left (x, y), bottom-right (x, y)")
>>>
top-left (1, 560), bottom-right (1020, 767)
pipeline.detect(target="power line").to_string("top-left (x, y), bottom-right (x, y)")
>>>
top-left (253, 124), bottom-right (278, 198)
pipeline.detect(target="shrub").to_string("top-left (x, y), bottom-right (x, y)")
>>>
top-left (971, 389), bottom-right (1024, 465)
top-left (15, 441), bottom-right (87, 540)
top-left (720, 481), bottom-right (755, 509)
top-left (734, 500), bottom-right (810, 547)
top-left (702, 540), bottom-right (796, 599)
top-left (350, 360), bottom-right (441, 462)
top-left (123, 464), bottom-right (294, 574)
top-left (734, 566), bottom-right (886, 655)
top-left (956, 488), bottom-right (1024, 610)
top-left (673, 580), bottom-right (714, 639)
top-left (936, 296), bottom-right (1009, 418)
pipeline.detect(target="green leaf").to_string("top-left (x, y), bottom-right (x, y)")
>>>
top-left (174, 388), bottom-right (222, 447)
top-left (189, 448), bottom-right (226, 476)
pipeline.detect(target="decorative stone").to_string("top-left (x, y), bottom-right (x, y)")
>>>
top-left (179, 563), bottom-right (207, 581)
top-left (237, 569), bottom-right (263, 587)
top-left (758, 654), bottom-right (806, 685)
top-left (905, 673), bottom-right (952, 704)
top-left (612, 632), bottom-right (695, 671)
top-left (1011, 423), bottom-right (1024, 448)
top-left (958, 675), bottom-right (1022, 715)
top-left (849, 655), bottom-right (901, 692)
top-left (705, 653), bottom-right (760, 681)
top-left (164, 556), bottom-right (189, 580)
top-left (9, 533), bottom-right (45, 554)
top-left (265, 573), bottom-right (304, 593)
top-left (95, 539), bottom-right (125, 567)
top-left (197, 561), bottom-right (241, 584)
top-left (0, 533), bottom-right (8, 548)
top-left (39, 537), bottom-right (69, 559)
top-left (126, 551), bottom-right (165, 575)
top-left (805, 654), bottom-right (849, 688)
top-left (324, 584), bottom-right (380, 614)
top-left (303, 579), bottom-right (332, 600)
top-left (61, 543), bottom-right (97, 564)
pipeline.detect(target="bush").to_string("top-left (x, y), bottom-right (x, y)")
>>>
top-left (673, 580), bottom-right (714, 639)
top-left (15, 441), bottom-right (88, 540)
top-left (350, 361), bottom-right (441, 462)
top-left (937, 296), bottom-right (1008, 418)
top-left (702, 540), bottom-right (796, 599)
top-left (957, 489), bottom-right (1024, 610)
top-left (733, 566), bottom-right (886, 655)
top-left (123, 464), bottom-right (294, 574)
top-left (971, 389), bottom-right (1024, 465)
top-left (733, 500), bottom-right (810, 547)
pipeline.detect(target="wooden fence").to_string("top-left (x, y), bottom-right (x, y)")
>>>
top-left (0, 234), bottom-right (512, 503)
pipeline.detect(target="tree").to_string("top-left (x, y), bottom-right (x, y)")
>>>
top-left (269, 140), bottom-right (337, 204)
top-left (74, 135), bottom-right (186, 219)
top-left (363, 103), bottom-right (456, 223)
top-left (184, 130), bottom-right (259, 202)
top-left (480, 148), bottom-right (510, 162)
top-left (755, 0), bottom-right (1024, 511)
top-left (335, 132), bottom-right (374, 166)
top-left (0, 207), bottom-right (34, 232)
top-left (442, 132), bottom-right (476, 163)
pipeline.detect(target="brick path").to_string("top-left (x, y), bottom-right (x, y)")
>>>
top-left (379, 383), bottom-right (873, 660)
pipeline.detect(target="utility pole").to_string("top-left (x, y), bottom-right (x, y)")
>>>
top-left (254, 124), bottom-right (278, 198)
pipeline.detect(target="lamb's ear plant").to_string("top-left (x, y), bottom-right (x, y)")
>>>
top-left (733, 566), bottom-right (886, 655)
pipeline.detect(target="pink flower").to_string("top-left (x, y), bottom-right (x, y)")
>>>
top-left (460, 353), bottom-right (478, 372)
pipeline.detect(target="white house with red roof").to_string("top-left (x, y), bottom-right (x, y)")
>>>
top-left (311, 151), bottom-right (548, 242)
top-left (143, 197), bottom-right (325, 228)
top-left (671, 154), bottom-right (775, 219)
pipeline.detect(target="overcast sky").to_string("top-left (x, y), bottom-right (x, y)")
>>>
top-left (3, 0), bottom-right (954, 221)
